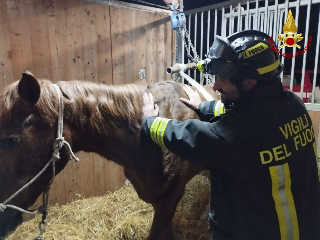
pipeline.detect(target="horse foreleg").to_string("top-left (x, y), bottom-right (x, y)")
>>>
top-left (146, 207), bottom-right (175, 240)
top-left (146, 185), bottom-right (185, 240)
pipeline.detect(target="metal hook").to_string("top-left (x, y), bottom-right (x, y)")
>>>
top-left (32, 221), bottom-right (46, 240)
top-left (32, 207), bottom-right (48, 240)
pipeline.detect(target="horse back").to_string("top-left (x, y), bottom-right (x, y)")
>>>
top-left (147, 80), bottom-right (218, 122)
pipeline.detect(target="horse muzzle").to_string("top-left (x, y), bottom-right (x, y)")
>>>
top-left (0, 209), bottom-right (23, 239)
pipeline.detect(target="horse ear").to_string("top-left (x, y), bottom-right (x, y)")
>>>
top-left (18, 71), bottom-right (41, 105)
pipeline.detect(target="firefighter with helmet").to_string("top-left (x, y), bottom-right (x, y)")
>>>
top-left (142, 30), bottom-right (320, 240)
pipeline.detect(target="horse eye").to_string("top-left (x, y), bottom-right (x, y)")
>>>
top-left (0, 138), bottom-right (20, 149)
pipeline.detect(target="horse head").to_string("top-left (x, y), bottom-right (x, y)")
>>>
top-left (0, 72), bottom-right (70, 239)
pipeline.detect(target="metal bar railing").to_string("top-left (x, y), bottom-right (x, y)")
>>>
top-left (289, 0), bottom-right (301, 93)
top-left (246, 2), bottom-right (249, 29)
top-left (273, 0), bottom-right (278, 39)
top-left (300, 0), bottom-right (312, 100)
top-left (222, 7), bottom-right (226, 37)
top-left (200, 11), bottom-right (204, 85)
top-left (207, 10), bottom-right (211, 55)
top-left (311, 9), bottom-right (320, 103)
top-left (214, 8), bottom-right (218, 37)
top-left (255, 0), bottom-right (259, 30)
top-left (237, 3), bottom-right (241, 31)
top-left (279, 7), bottom-right (286, 83)
top-left (187, 14), bottom-right (191, 78)
top-left (194, 13), bottom-right (198, 78)
top-left (229, 5), bottom-right (233, 35)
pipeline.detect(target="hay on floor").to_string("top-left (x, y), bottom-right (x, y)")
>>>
top-left (5, 175), bottom-right (210, 240)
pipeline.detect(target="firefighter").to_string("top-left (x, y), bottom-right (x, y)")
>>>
top-left (142, 30), bottom-right (320, 240)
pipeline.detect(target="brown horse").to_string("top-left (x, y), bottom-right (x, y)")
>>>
top-left (0, 72), bottom-right (218, 240)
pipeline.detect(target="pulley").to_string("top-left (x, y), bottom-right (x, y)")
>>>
top-left (171, 12), bottom-right (185, 30)
top-left (169, 2), bottom-right (185, 30)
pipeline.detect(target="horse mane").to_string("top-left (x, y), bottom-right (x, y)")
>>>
top-left (57, 81), bottom-right (146, 133)
top-left (0, 79), bottom-right (146, 133)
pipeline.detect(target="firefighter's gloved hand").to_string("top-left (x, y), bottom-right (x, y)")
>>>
top-left (180, 85), bottom-right (202, 111)
top-left (143, 92), bottom-right (159, 118)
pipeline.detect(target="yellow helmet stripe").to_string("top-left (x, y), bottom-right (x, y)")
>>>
top-left (257, 59), bottom-right (280, 75)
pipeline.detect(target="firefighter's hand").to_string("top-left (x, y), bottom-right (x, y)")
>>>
top-left (143, 92), bottom-right (159, 118)
top-left (180, 85), bottom-right (202, 111)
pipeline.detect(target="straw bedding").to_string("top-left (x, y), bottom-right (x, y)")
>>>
top-left (5, 175), bottom-right (210, 240)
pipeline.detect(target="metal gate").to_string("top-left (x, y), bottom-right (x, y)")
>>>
top-left (177, 0), bottom-right (320, 109)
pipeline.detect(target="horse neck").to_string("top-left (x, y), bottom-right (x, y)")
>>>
top-left (59, 81), bottom-right (144, 164)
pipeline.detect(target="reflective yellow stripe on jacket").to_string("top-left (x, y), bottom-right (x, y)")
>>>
top-left (269, 163), bottom-right (299, 240)
top-left (214, 100), bottom-right (225, 117)
top-left (150, 117), bottom-right (171, 149)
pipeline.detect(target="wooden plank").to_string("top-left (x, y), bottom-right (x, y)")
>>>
top-left (73, 152), bottom-right (96, 199)
top-left (46, 0), bottom-right (60, 83)
top-left (27, 1), bottom-right (42, 77)
top-left (157, 13), bottom-right (166, 82)
top-left (6, 0), bottom-right (33, 79)
top-left (164, 17), bottom-right (174, 81)
top-left (94, 3), bottom-right (113, 85)
top-left (308, 111), bottom-right (320, 159)
top-left (308, 111), bottom-right (320, 144)
top-left (110, 6), bottom-right (125, 84)
top-left (65, 0), bottom-right (85, 80)
top-left (0, 0), bottom-right (14, 88)
top-left (152, 13), bottom-right (160, 83)
top-left (134, 6), bottom-right (147, 83)
top-left (51, 0), bottom-right (68, 82)
top-left (104, 160), bottom-right (125, 193)
top-left (93, 155), bottom-right (105, 195)
top-left (28, 0), bottom-right (53, 79)
top-left (87, 0), bottom-right (171, 15)
top-left (170, 25), bottom-right (176, 76)
top-left (145, 12), bottom-right (154, 83)
top-left (81, 2), bottom-right (99, 82)
top-left (36, 0), bottom-right (53, 80)
top-left (123, 7), bottom-right (136, 83)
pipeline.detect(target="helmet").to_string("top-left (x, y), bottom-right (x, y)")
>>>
top-left (206, 30), bottom-right (283, 81)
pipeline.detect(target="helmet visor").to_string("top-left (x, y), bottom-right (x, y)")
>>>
top-left (208, 36), bottom-right (238, 61)
top-left (206, 60), bottom-right (238, 77)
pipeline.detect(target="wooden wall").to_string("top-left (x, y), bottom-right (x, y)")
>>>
top-left (0, 0), bottom-right (175, 205)
top-left (308, 111), bottom-right (320, 152)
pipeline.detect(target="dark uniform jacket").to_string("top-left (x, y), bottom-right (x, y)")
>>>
top-left (142, 80), bottom-right (320, 240)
